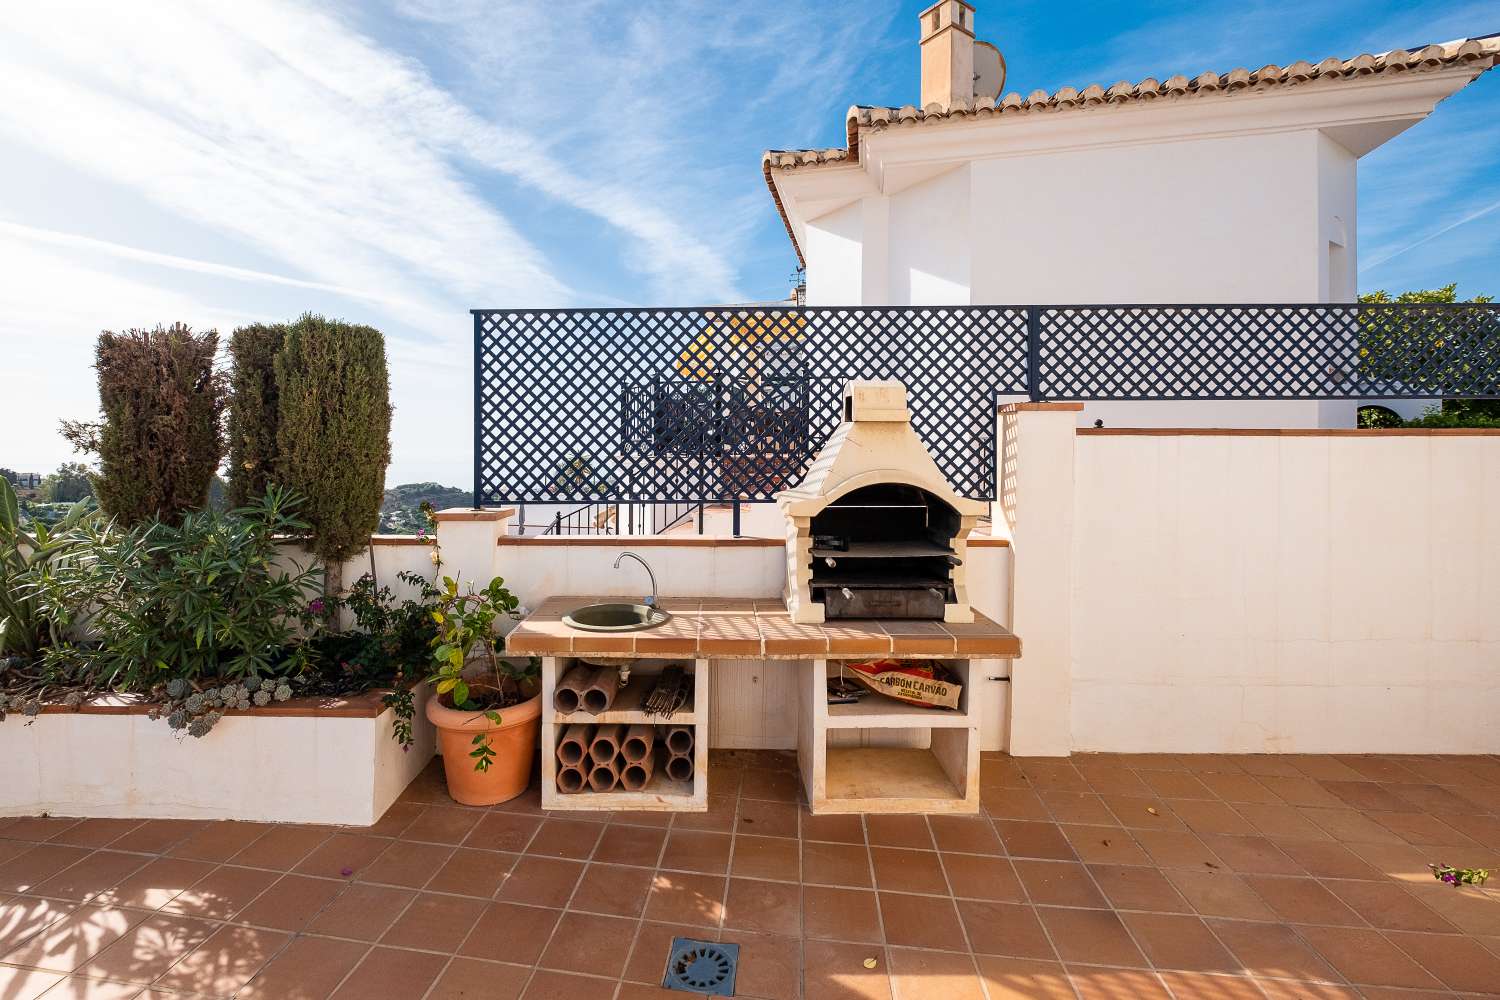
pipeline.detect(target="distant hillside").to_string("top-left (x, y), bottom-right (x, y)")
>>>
top-left (379, 482), bottom-right (469, 533)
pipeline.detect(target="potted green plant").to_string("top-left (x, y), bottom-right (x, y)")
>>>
top-left (422, 575), bottom-right (540, 805)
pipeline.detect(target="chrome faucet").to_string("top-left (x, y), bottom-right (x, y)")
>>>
top-left (614, 551), bottom-right (658, 607)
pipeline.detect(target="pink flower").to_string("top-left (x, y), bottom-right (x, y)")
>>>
top-left (308, 598), bottom-right (325, 614)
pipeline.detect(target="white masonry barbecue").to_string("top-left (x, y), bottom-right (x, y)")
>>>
top-left (777, 380), bottom-right (987, 624)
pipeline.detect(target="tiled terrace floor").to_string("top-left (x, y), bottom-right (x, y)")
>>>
top-left (3, 752), bottom-right (1500, 999)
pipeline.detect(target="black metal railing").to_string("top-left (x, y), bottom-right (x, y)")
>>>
top-left (474, 303), bottom-right (1500, 506)
top-left (541, 501), bottom-right (619, 535)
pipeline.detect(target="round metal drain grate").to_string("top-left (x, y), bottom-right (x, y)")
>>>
top-left (663, 937), bottom-right (739, 996)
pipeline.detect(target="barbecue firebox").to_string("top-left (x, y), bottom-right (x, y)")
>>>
top-left (777, 380), bottom-right (986, 623)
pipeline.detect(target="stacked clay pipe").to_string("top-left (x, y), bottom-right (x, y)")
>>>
top-left (553, 663), bottom-right (695, 794)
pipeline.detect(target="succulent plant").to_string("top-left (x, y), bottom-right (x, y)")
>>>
top-left (274, 684), bottom-right (292, 702)
top-left (167, 709), bottom-right (187, 729)
top-left (252, 690), bottom-right (272, 707)
top-left (166, 678), bottom-right (188, 699)
top-left (184, 693), bottom-right (205, 714)
top-left (259, 678), bottom-right (275, 693)
top-left (22, 698), bottom-right (41, 717)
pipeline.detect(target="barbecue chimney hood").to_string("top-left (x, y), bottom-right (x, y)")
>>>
top-left (777, 380), bottom-right (987, 624)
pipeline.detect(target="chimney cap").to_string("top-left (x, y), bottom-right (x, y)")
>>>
top-left (919, 0), bottom-right (976, 41)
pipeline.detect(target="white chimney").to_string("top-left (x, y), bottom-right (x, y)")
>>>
top-left (919, 1), bottom-right (1006, 109)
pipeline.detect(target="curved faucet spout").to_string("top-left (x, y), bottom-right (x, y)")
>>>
top-left (613, 551), bottom-right (659, 607)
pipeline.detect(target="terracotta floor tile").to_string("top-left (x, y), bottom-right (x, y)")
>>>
top-left (974, 955), bottom-right (1073, 1000)
top-left (736, 798), bottom-right (800, 839)
top-left (876, 891), bottom-right (964, 950)
top-left (1018, 761), bottom-right (1090, 793)
top-left (47, 819), bottom-right (145, 850)
top-left (1346, 841), bottom-right (1451, 883)
top-left (928, 815), bottom-right (1003, 855)
top-left (1271, 839), bottom-right (1383, 879)
top-left (673, 793), bottom-right (737, 834)
top-left (330, 945), bottom-right (447, 1000)
top-left (1405, 881), bottom-right (1500, 936)
top-left (1318, 780), bottom-right (1417, 813)
top-left (1068, 967), bottom-right (1172, 1000)
top-left (523, 969), bottom-right (618, 999)
top-left (1100, 795), bottom-right (1185, 831)
top-left (1233, 756), bottom-right (1306, 778)
top-left (868, 848), bottom-right (947, 894)
top-left (803, 886), bottom-right (883, 943)
top-left (404, 805), bottom-right (485, 844)
top-left (865, 815), bottom-right (935, 850)
top-left (802, 842), bottom-right (873, 889)
top-left (537, 909), bottom-right (636, 978)
top-left (1154, 970), bottom-right (1265, 1000)
top-left (982, 785), bottom-right (1052, 821)
top-left (427, 957), bottom-right (531, 1000)
top-left (154, 922), bottom-right (288, 995)
top-left (30, 851), bottom-right (148, 903)
top-left (0, 966), bottom-right (64, 1000)
top-left (159, 864), bottom-right (278, 920)
top-left (1256, 775), bottom-right (1348, 809)
top-left (1167, 799), bottom-right (1258, 836)
top-left (465, 811), bottom-right (543, 853)
top-left (1384, 782), bottom-right (1486, 815)
top-left (1242, 874), bottom-right (1364, 926)
top-left (1035, 905), bottom-right (1146, 967)
top-left (731, 834), bottom-right (800, 881)
top-left (107, 820), bottom-right (207, 855)
top-left (364, 801), bottom-right (424, 839)
top-left (0, 895), bottom-right (78, 955)
top-left (1011, 859), bottom-right (1108, 908)
top-left (1141, 771), bottom-right (1215, 800)
top-left (732, 929), bottom-right (803, 1000)
top-left (357, 839), bottom-right (453, 888)
top-left (1206, 918), bottom-right (1341, 982)
top-left (1297, 924), bottom-right (1442, 988)
top-left (4, 817), bottom-right (82, 843)
top-left (379, 891), bottom-right (485, 951)
top-left (956, 900), bottom-right (1056, 959)
top-left (724, 877), bottom-right (802, 936)
top-left (802, 812), bottom-right (865, 845)
top-left (661, 830), bottom-right (732, 875)
top-left (1386, 928), bottom-right (1500, 993)
top-left (743, 766), bottom-right (802, 803)
top-left (1336, 756), bottom-right (1424, 783)
top-left (1325, 879), bottom-right (1456, 932)
top-left (293, 833), bottom-right (391, 879)
top-left (1233, 802), bottom-right (1332, 841)
top-left (496, 856), bottom-right (585, 907)
top-left (1253, 982), bottom-right (1364, 1000)
top-left (1198, 772), bottom-right (1283, 804)
top-left (1374, 810), bottom-right (1477, 847)
top-left (165, 821), bottom-right (270, 863)
top-left (1132, 829), bottom-right (1225, 870)
top-left (993, 820), bottom-right (1076, 861)
top-left (940, 853), bottom-right (1025, 902)
top-left (425, 847), bottom-right (517, 897)
top-left (1288, 757), bottom-right (1366, 782)
top-left (1038, 791), bottom-right (1117, 826)
top-left (643, 871), bottom-right (726, 928)
top-left (2, 905), bottom-right (147, 972)
top-left (76, 912), bottom-right (216, 984)
top-left (1194, 834), bottom-right (1303, 875)
top-left (306, 882), bottom-right (415, 940)
top-left (593, 823), bottom-right (668, 867)
top-left (618, 982), bottom-right (688, 999)
top-left (0, 845), bottom-right (92, 894)
top-left (233, 873), bottom-right (342, 932)
top-left (886, 946), bottom-right (985, 1000)
top-left (1060, 824), bottom-right (1152, 865)
top-left (1164, 870), bottom-right (1278, 921)
top-left (802, 939), bottom-right (892, 1000)
top-left (237, 932), bottom-right (366, 999)
top-left (1119, 911), bottom-right (1238, 973)
top-left (1299, 807), bottom-right (1406, 845)
top-left (571, 862), bottom-right (654, 917)
top-left (461, 900), bottom-right (563, 964)
top-left (1087, 863), bottom-right (1191, 913)
top-left (228, 825), bottom-right (329, 870)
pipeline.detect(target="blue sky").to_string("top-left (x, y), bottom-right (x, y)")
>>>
top-left (1, 0), bottom-right (1495, 485)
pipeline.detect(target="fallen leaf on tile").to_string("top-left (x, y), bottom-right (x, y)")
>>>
top-left (863, 957), bottom-right (878, 969)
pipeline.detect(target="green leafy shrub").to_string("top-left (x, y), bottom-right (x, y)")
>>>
top-left (63, 325), bottom-right (225, 525)
top-left (40, 463), bottom-right (94, 504)
top-left (35, 488), bottom-right (322, 691)
top-left (275, 314), bottom-right (392, 612)
top-left (1401, 404), bottom-right (1500, 428)
top-left (226, 323), bottom-right (287, 508)
top-left (0, 478), bottom-right (95, 657)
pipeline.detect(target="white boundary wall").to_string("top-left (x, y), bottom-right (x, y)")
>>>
top-left (1068, 429), bottom-right (1500, 753)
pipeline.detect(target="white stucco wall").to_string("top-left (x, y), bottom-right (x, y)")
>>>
top-left (1069, 430), bottom-right (1500, 753)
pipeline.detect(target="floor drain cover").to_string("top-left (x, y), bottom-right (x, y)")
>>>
top-left (662, 937), bottom-right (739, 996)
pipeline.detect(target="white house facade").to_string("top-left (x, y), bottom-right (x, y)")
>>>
top-left (764, 1), bottom-right (1498, 428)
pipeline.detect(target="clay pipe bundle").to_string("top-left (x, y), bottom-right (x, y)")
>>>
top-left (665, 725), bottom-right (694, 757)
top-left (581, 666), bottom-right (622, 714)
top-left (554, 665), bottom-right (593, 714)
top-left (621, 724), bottom-right (654, 764)
top-left (664, 749), bottom-right (694, 782)
top-left (620, 749), bottom-right (655, 791)
top-left (589, 723), bottom-right (626, 765)
top-left (587, 754), bottom-right (621, 792)
top-left (557, 724), bottom-right (593, 768)
top-left (556, 757), bottom-right (591, 794)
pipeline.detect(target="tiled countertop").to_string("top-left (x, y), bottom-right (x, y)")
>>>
top-left (505, 596), bottom-right (1021, 659)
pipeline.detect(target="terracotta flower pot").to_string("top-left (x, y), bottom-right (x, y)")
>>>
top-left (425, 689), bottom-right (542, 806)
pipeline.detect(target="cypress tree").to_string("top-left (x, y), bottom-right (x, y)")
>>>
top-left (226, 323), bottom-right (287, 507)
top-left (275, 313), bottom-right (392, 610)
top-left (88, 325), bottom-right (224, 525)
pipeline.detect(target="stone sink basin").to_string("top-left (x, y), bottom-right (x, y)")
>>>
top-left (561, 602), bottom-right (672, 632)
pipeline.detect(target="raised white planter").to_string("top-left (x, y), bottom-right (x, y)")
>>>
top-left (0, 686), bottom-right (435, 825)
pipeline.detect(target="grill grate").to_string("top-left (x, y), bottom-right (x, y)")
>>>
top-left (663, 937), bottom-right (739, 996)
